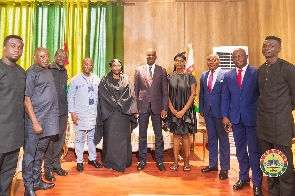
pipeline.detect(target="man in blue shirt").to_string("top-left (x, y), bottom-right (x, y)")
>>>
top-left (68, 57), bottom-right (102, 172)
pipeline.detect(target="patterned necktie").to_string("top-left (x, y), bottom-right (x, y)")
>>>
top-left (208, 70), bottom-right (214, 92)
top-left (237, 69), bottom-right (242, 89)
top-left (148, 65), bottom-right (153, 86)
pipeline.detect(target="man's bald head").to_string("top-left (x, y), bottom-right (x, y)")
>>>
top-left (34, 47), bottom-right (50, 68)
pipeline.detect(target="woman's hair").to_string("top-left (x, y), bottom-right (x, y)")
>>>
top-left (173, 52), bottom-right (186, 61)
top-left (173, 52), bottom-right (186, 71)
top-left (109, 58), bottom-right (124, 73)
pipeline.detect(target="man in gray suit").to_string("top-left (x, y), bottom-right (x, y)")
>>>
top-left (134, 48), bottom-right (168, 172)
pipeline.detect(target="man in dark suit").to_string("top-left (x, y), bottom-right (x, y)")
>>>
top-left (134, 48), bottom-right (168, 172)
top-left (0, 35), bottom-right (25, 196)
top-left (199, 54), bottom-right (230, 180)
top-left (221, 48), bottom-right (262, 196)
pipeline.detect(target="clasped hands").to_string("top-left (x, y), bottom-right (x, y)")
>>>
top-left (222, 117), bottom-right (232, 133)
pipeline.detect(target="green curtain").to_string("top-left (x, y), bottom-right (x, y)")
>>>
top-left (33, 1), bottom-right (66, 62)
top-left (0, 0), bottom-right (124, 79)
top-left (86, 2), bottom-right (106, 77)
top-left (105, 1), bottom-right (124, 73)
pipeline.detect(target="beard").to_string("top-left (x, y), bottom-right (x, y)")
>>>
top-left (7, 56), bottom-right (19, 63)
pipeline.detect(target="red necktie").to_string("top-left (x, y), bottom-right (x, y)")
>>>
top-left (208, 70), bottom-right (214, 92)
top-left (237, 69), bottom-right (242, 89)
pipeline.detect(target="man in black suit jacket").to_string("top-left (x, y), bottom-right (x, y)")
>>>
top-left (134, 48), bottom-right (168, 171)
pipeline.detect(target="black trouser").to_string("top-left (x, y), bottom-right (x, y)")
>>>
top-left (44, 114), bottom-right (67, 171)
top-left (260, 139), bottom-right (294, 196)
top-left (0, 149), bottom-right (20, 196)
top-left (22, 135), bottom-right (50, 190)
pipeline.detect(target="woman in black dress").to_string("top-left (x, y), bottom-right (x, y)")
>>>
top-left (98, 59), bottom-right (137, 172)
top-left (165, 52), bottom-right (197, 172)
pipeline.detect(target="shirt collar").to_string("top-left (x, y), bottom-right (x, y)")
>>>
top-left (147, 63), bottom-right (155, 69)
top-left (236, 64), bottom-right (248, 72)
top-left (49, 62), bottom-right (65, 70)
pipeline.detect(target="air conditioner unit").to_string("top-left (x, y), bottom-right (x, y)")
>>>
top-left (213, 46), bottom-right (249, 71)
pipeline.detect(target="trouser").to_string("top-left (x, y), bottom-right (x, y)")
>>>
top-left (74, 128), bottom-right (97, 163)
top-left (0, 149), bottom-right (20, 196)
top-left (44, 114), bottom-right (67, 171)
top-left (22, 136), bottom-right (50, 190)
top-left (232, 118), bottom-right (262, 187)
top-left (204, 108), bottom-right (230, 170)
top-left (138, 102), bottom-right (164, 163)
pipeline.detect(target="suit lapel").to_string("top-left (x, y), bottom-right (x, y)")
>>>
top-left (204, 71), bottom-right (210, 93)
top-left (231, 68), bottom-right (240, 92)
top-left (152, 65), bottom-right (161, 85)
top-left (241, 66), bottom-right (250, 91)
top-left (212, 71), bottom-right (223, 92)
top-left (141, 65), bottom-right (149, 86)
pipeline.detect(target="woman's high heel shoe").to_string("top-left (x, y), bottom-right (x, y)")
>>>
top-left (170, 164), bottom-right (178, 171)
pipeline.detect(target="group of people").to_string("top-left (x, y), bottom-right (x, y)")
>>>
top-left (0, 34), bottom-right (294, 196)
top-left (0, 34), bottom-right (195, 196)
top-left (199, 36), bottom-right (295, 196)
top-left (0, 35), bottom-right (70, 196)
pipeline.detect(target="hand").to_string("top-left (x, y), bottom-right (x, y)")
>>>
top-left (33, 121), bottom-right (43, 135)
top-left (161, 110), bottom-right (167, 119)
top-left (175, 109), bottom-right (185, 119)
top-left (222, 117), bottom-right (232, 133)
top-left (71, 112), bottom-right (80, 126)
top-left (134, 113), bottom-right (139, 119)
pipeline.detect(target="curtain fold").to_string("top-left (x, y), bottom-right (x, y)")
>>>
top-left (0, 1), bottom-right (34, 70)
top-left (33, 1), bottom-right (65, 62)
top-left (87, 1), bottom-right (106, 77)
top-left (0, 0), bottom-right (124, 79)
top-left (105, 1), bottom-right (124, 73)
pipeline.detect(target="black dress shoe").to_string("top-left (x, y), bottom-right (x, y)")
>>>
top-left (137, 162), bottom-right (146, 171)
top-left (201, 166), bottom-right (218, 173)
top-left (44, 170), bottom-right (56, 182)
top-left (33, 180), bottom-right (55, 191)
top-left (88, 160), bottom-right (103, 168)
top-left (219, 170), bottom-right (228, 180)
top-left (253, 186), bottom-right (262, 196)
top-left (24, 189), bottom-right (37, 196)
top-left (76, 163), bottom-right (84, 172)
top-left (233, 179), bottom-right (250, 190)
top-left (156, 162), bottom-right (166, 172)
top-left (53, 167), bottom-right (68, 176)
